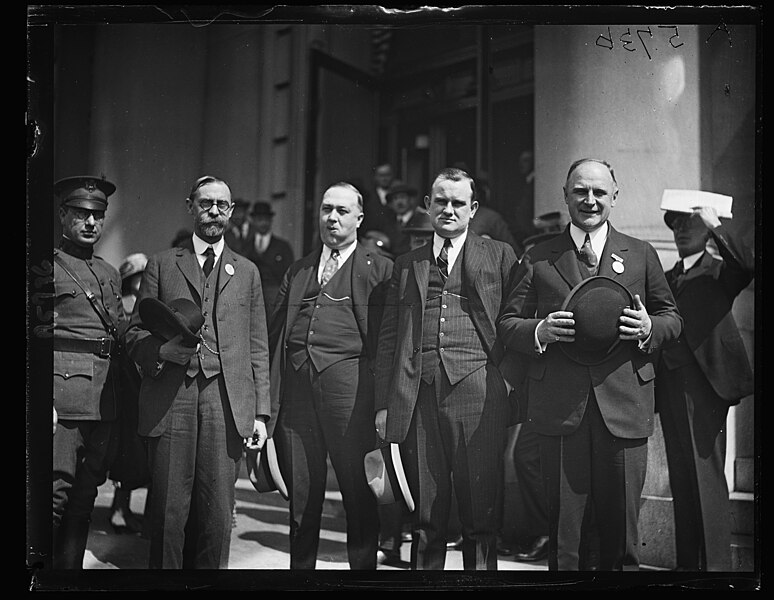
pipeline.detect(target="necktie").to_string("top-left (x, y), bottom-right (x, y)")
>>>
top-left (203, 246), bottom-right (215, 277)
top-left (672, 260), bottom-right (685, 289)
top-left (321, 249), bottom-right (340, 286)
top-left (437, 238), bottom-right (451, 281)
top-left (578, 233), bottom-right (598, 275)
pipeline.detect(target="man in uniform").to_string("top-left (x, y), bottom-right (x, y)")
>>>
top-left (52, 175), bottom-right (124, 569)
top-left (268, 182), bottom-right (393, 569)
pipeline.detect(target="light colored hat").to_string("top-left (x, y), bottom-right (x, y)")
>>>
top-left (119, 253), bottom-right (148, 281)
top-left (364, 443), bottom-right (415, 512)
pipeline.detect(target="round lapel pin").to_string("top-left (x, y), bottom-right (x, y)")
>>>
top-left (225, 263), bottom-right (235, 276)
top-left (612, 261), bottom-right (624, 274)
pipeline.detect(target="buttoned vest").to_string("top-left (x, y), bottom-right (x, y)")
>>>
top-left (186, 260), bottom-right (222, 378)
top-left (286, 254), bottom-right (362, 372)
top-left (421, 246), bottom-right (488, 385)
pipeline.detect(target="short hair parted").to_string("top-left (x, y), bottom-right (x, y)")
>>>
top-left (430, 167), bottom-right (477, 204)
top-left (324, 181), bottom-right (364, 211)
top-left (187, 175), bottom-right (230, 201)
top-left (565, 158), bottom-right (618, 187)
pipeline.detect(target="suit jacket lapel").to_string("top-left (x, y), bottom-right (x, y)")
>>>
top-left (287, 249), bottom-right (320, 329)
top-left (412, 242), bottom-right (432, 308)
top-left (217, 245), bottom-right (237, 296)
top-left (176, 247), bottom-right (203, 302)
top-left (462, 233), bottom-right (495, 344)
top-left (351, 243), bottom-right (370, 340)
top-left (597, 225), bottom-right (630, 281)
top-left (551, 227), bottom-right (584, 290)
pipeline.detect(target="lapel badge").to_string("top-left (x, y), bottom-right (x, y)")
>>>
top-left (611, 253), bottom-right (624, 274)
top-left (225, 263), bottom-right (235, 276)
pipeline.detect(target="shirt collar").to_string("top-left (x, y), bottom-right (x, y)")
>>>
top-left (432, 229), bottom-right (468, 258)
top-left (322, 239), bottom-right (357, 264)
top-left (681, 250), bottom-right (704, 271)
top-left (398, 209), bottom-right (415, 226)
top-left (569, 221), bottom-right (608, 258)
top-left (192, 233), bottom-right (225, 259)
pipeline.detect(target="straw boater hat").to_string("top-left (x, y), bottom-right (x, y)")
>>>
top-left (364, 443), bottom-right (415, 512)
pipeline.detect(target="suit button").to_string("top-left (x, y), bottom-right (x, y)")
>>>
top-left (439, 332), bottom-right (444, 337)
top-left (64, 372), bottom-right (70, 378)
top-left (440, 317), bottom-right (445, 322)
top-left (440, 348), bottom-right (445, 353)
top-left (443, 290), bottom-right (448, 295)
top-left (413, 347), bottom-right (419, 353)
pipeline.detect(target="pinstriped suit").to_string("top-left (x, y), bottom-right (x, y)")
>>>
top-left (375, 231), bottom-right (518, 569)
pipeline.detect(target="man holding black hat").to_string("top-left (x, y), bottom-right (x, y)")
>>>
top-left (656, 204), bottom-right (753, 571)
top-left (52, 175), bottom-right (124, 568)
top-left (268, 182), bottom-right (392, 569)
top-left (124, 175), bottom-right (271, 569)
top-left (244, 201), bottom-right (294, 318)
top-left (497, 158), bottom-right (682, 571)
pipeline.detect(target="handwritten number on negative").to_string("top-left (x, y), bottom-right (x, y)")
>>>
top-left (636, 27), bottom-right (653, 60)
top-left (658, 25), bottom-right (684, 48)
top-left (596, 26), bottom-right (613, 50)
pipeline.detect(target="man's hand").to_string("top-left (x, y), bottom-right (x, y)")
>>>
top-left (536, 311), bottom-right (575, 345)
top-left (245, 417), bottom-right (268, 450)
top-left (158, 334), bottom-right (199, 365)
top-left (619, 294), bottom-right (652, 341)
top-left (695, 206), bottom-right (721, 230)
top-left (375, 409), bottom-right (387, 441)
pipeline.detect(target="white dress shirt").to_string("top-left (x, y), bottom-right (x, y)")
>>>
top-left (317, 240), bottom-right (357, 285)
top-left (432, 229), bottom-right (467, 272)
top-left (192, 233), bottom-right (225, 269)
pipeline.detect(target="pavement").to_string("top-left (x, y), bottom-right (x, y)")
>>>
top-left (82, 461), bottom-right (548, 573)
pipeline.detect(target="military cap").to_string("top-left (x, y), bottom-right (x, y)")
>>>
top-left (54, 175), bottom-right (116, 210)
top-left (559, 276), bottom-right (633, 366)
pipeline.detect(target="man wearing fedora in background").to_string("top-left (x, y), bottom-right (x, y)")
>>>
top-left (268, 182), bottom-right (392, 569)
top-left (656, 203), bottom-right (754, 571)
top-left (374, 167), bottom-right (519, 570)
top-left (223, 198), bottom-right (251, 256)
top-left (125, 175), bottom-right (271, 569)
top-left (382, 181), bottom-right (427, 257)
top-left (243, 201), bottom-right (295, 318)
top-left (497, 158), bottom-right (682, 571)
top-left (52, 175), bottom-right (124, 568)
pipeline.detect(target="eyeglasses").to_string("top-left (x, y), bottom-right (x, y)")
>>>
top-left (196, 199), bottom-right (233, 213)
top-left (69, 208), bottom-right (105, 222)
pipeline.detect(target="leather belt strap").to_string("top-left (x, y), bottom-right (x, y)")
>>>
top-left (53, 336), bottom-right (115, 359)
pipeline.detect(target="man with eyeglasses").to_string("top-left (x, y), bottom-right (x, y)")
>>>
top-left (52, 175), bottom-right (125, 568)
top-left (125, 175), bottom-right (271, 569)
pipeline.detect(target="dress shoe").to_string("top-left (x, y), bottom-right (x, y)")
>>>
top-left (109, 508), bottom-right (143, 535)
top-left (513, 535), bottom-right (549, 562)
top-left (446, 534), bottom-right (464, 550)
top-left (377, 549), bottom-right (404, 567)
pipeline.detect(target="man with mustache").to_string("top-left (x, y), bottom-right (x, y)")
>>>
top-left (125, 175), bottom-right (271, 569)
top-left (268, 182), bottom-right (393, 569)
top-left (497, 158), bottom-right (682, 570)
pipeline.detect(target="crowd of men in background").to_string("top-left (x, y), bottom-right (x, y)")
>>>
top-left (49, 157), bottom-right (753, 573)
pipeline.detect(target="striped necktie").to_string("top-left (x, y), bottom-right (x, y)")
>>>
top-left (437, 238), bottom-right (451, 281)
top-left (321, 249), bottom-right (340, 286)
top-left (578, 233), bottom-right (597, 276)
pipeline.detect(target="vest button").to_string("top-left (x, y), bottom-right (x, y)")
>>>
top-left (440, 348), bottom-right (445, 352)
top-left (439, 332), bottom-right (444, 337)
top-left (442, 305), bottom-right (447, 309)
top-left (203, 311), bottom-right (208, 317)
top-left (440, 317), bottom-right (445, 322)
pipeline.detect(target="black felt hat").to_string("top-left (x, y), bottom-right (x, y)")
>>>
top-left (138, 297), bottom-right (204, 348)
top-left (364, 443), bottom-right (415, 512)
top-left (245, 437), bottom-right (288, 500)
top-left (559, 276), bottom-right (633, 366)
